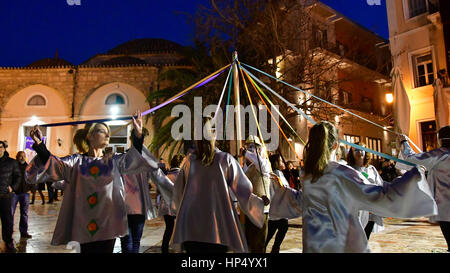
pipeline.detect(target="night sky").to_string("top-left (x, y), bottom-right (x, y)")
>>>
top-left (0, 0), bottom-right (389, 67)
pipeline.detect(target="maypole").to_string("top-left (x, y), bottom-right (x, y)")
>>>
top-left (232, 51), bottom-right (243, 161)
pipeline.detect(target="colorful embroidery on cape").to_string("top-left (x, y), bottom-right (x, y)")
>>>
top-left (87, 192), bottom-right (98, 208)
top-left (87, 219), bottom-right (99, 236)
top-left (361, 172), bottom-right (369, 179)
top-left (89, 165), bottom-right (101, 178)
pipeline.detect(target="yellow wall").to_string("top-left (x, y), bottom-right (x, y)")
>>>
top-left (387, 0), bottom-right (449, 150)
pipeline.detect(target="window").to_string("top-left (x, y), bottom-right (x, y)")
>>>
top-left (408, 0), bottom-right (428, 18)
top-left (420, 120), bottom-right (437, 152)
top-left (366, 137), bottom-right (382, 160)
top-left (107, 125), bottom-right (129, 154)
top-left (361, 97), bottom-right (373, 113)
top-left (27, 95), bottom-right (46, 106)
top-left (343, 134), bottom-right (360, 150)
top-left (412, 53), bottom-right (434, 87)
top-left (105, 93), bottom-right (125, 105)
top-left (312, 24), bottom-right (328, 49)
top-left (339, 90), bottom-right (353, 105)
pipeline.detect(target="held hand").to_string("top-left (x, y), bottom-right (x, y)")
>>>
top-left (397, 134), bottom-right (407, 147)
top-left (269, 172), bottom-right (284, 189)
top-left (418, 165), bottom-right (427, 174)
top-left (240, 147), bottom-right (246, 157)
top-left (269, 172), bottom-right (279, 181)
top-left (132, 110), bottom-right (143, 139)
top-left (30, 125), bottom-right (43, 144)
top-left (261, 195), bottom-right (270, 206)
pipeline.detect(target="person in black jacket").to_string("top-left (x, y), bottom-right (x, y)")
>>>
top-left (12, 151), bottom-right (33, 239)
top-left (0, 140), bottom-right (22, 253)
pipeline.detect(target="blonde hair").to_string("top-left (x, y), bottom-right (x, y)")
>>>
top-left (73, 122), bottom-right (110, 153)
top-left (303, 121), bottom-right (339, 182)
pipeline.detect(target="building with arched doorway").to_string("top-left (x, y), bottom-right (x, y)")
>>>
top-left (0, 38), bottom-right (191, 160)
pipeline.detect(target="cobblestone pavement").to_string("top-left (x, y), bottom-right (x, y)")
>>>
top-left (1, 199), bottom-right (448, 253)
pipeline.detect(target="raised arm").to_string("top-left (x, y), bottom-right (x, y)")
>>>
top-left (397, 134), bottom-right (444, 170)
top-left (26, 125), bottom-right (77, 184)
top-left (269, 170), bottom-right (303, 219)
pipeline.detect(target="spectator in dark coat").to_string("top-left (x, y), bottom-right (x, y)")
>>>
top-left (12, 151), bottom-right (33, 239)
top-left (0, 140), bottom-right (22, 252)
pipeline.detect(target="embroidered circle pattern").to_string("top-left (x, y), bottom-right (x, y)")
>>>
top-left (87, 192), bottom-right (98, 209)
top-left (87, 219), bottom-right (99, 236)
top-left (89, 165), bottom-right (100, 178)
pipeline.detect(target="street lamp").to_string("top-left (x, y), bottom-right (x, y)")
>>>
top-left (110, 106), bottom-right (119, 119)
top-left (385, 93), bottom-right (393, 104)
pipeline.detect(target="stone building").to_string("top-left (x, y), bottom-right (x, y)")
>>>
top-left (275, 1), bottom-right (395, 164)
top-left (0, 38), bottom-right (191, 160)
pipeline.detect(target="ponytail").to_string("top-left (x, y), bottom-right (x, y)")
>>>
top-left (303, 121), bottom-right (339, 182)
top-left (195, 117), bottom-right (216, 166)
top-left (73, 122), bottom-right (110, 153)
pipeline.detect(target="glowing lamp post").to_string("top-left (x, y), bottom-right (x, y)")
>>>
top-left (385, 93), bottom-right (393, 104)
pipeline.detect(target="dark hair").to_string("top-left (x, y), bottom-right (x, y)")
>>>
top-left (170, 154), bottom-right (185, 169)
top-left (438, 126), bottom-right (450, 148)
top-left (16, 151), bottom-right (25, 160)
top-left (0, 140), bottom-right (6, 149)
top-left (269, 154), bottom-right (282, 171)
top-left (346, 143), bottom-right (371, 167)
top-left (303, 121), bottom-right (339, 182)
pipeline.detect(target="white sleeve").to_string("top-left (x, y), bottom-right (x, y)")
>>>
top-left (244, 150), bottom-right (271, 176)
top-left (399, 142), bottom-right (444, 171)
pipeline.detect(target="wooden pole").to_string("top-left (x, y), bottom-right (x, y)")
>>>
top-left (233, 52), bottom-right (246, 226)
top-left (233, 51), bottom-right (242, 159)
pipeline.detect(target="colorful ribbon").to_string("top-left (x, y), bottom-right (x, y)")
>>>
top-left (242, 66), bottom-right (416, 167)
top-left (241, 62), bottom-right (422, 153)
top-left (41, 64), bottom-right (231, 128)
top-left (239, 63), bottom-right (303, 163)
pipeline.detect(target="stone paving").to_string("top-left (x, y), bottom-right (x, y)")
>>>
top-left (0, 198), bottom-right (448, 253)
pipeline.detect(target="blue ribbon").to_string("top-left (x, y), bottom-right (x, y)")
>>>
top-left (241, 65), bottom-right (416, 167)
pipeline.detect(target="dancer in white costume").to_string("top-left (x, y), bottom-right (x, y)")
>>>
top-left (301, 121), bottom-right (437, 253)
top-left (397, 126), bottom-right (450, 252)
top-left (347, 143), bottom-right (385, 239)
top-left (241, 135), bottom-right (271, 253)
top-left (170, 118), bottom-right (269, 253)
top-left (26, 111), bottom-right (173, 253)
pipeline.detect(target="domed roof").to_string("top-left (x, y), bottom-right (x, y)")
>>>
top-left (100, 56), bottom-right (147, 66)
top-left (26, 58), bottom-right (73, 68)
top-left (107, 38), bottom-right (184, 55)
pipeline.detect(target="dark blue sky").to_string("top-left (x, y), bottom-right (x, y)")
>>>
top-left (0, 0), bottom-right (388, 67)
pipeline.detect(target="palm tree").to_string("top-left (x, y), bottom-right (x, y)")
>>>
top-left (146, 43), bottom-right (231, 159)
